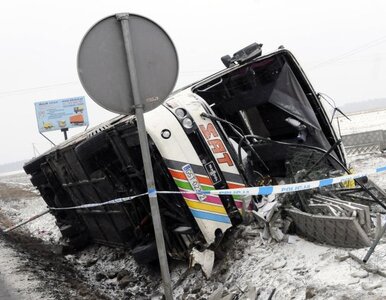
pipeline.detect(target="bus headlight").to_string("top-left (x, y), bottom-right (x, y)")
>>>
top-left (175, 108), bottom-right (186, 118)
top-left (182, 118), bottom-right (194, 129)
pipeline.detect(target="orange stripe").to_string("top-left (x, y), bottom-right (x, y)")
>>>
top-left (168, 169), bottom-right (187, 180)
top-left (227, 182), bottom-right (245, 189)
top-left (196, 175), bottom-right (213, 186)
top-left (168, 168), bottom-right (213, 186)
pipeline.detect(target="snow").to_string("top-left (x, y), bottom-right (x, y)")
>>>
top-left (0, 170), bottom-right (25, 178)
top-left (0, 173), bottom-right (61, 242)
top-left (1, 197), bottom-right (61, 242)
top-left (0, 155), bottom-right (386, 299)
top-left (170, 230), bottom-right (386, 299)
top-left (0, 240), bottom-right (51, 300)
top-left (335, 109), bottom-right (386, 135)
top-left (349, 153), bottom-right (386, 188)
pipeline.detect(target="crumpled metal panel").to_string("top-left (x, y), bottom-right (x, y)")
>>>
top-left (286, 208), bottom-right (371, 248)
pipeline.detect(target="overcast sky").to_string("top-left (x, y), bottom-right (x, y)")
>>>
top-left (1, 0), bottom-right (386, 164)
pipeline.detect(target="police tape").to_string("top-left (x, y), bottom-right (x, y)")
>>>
top-left (46, 165), bottom-right (386, 211)
top-left (48, 193), bottom-right (148, 211)
top-left (203, 165), bottom-right (386, 196)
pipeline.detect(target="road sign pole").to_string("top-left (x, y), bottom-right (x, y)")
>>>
top-left (117, 13), bottom-right (173, 300)
top-left (61, 128), bottom-right (68, 140)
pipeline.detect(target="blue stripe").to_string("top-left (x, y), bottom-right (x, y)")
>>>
top-left (259, 186), bottom-right (273, 195)
top-left (319, 178), bottom-right (333, 187)
top-left (148, 188), bottom-right (157, 197)
top-left (191, 209), bottom-right (231, 223)
top-left (376, 166), bottom-right (386, 173)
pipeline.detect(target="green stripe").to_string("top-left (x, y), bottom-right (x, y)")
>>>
top-left (173, 179), bottom-right (245, 198)
top-left (174, 179), bottom-right (191, 190)
top-left (174, 179), bottom-right (214, 191)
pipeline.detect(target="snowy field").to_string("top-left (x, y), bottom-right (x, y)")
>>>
top-left (334, 108), bottom-right (386, 136)
top-left (0, 154), bottom-right (386, 299)
top-left (0, 171), bottom-right (61, 243)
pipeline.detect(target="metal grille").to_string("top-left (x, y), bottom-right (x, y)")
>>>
top-left (286, 209), bottom-right (371, 248)
top-left (342, 130), bottom-right (385, 156)
top-left (345, 143), bottom-right (381, 156)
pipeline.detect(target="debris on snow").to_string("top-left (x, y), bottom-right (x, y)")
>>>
top-left (350, 270), bottom-right (369, 278)
top-left (361, 282), bottom-right (382, 291)
top-left (190, 248), bottom-right (215, 278)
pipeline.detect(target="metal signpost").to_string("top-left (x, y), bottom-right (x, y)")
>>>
top-left (117, 14), bottom-right (172, 299)
top-left (77, 13), bottom-right (178, 300)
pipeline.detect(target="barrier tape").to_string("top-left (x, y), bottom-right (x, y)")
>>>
top-left (48, 193), bottom-right (148, 211)
top-left (46, 165), bottom-right (386, 211)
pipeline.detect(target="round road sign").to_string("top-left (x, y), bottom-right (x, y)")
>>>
top-left (77, 14), bottom-right (178, 115)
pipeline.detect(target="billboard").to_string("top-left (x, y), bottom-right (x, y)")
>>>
top-left (34, 96), bottom-right (89, 133)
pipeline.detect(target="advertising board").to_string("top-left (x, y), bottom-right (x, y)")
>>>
top-left (34, 96), bottom-right (89, 133)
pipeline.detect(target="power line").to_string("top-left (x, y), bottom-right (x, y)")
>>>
top-left (309, 35), bottom-right (386, 70)
top-left (0, 69), bottom-right (219, 98)
top-left (0, 81), bottom-right (80, 97)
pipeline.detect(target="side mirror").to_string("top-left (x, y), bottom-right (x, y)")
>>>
top-left (221, 43), bottom-right (263, 68)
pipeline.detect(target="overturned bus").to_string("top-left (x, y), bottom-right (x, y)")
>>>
top-left (25, 45), bottom-right (353, 263)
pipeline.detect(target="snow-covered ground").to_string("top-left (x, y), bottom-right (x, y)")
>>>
top-left (0, 174), bottom-right (61, 242)
top-left (334, 108), bottom-right (386, 136)
top-left (349, 153), bottom-right (386, 188)
top-left (0, 154), bottom-right (386, 299)
top-left (0, 239), bottom-right (52, 300)
top-left (170, 228), bottom-right (386, 299)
